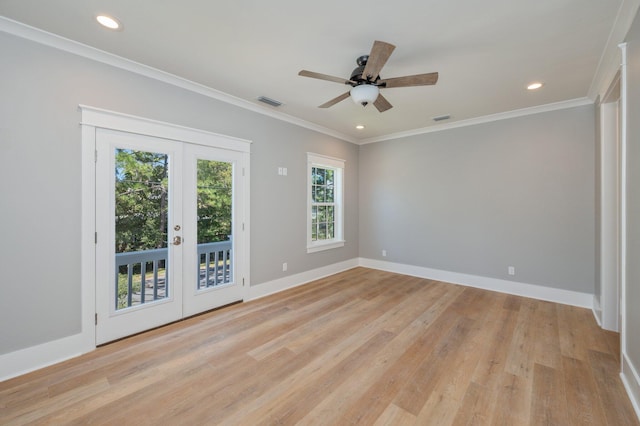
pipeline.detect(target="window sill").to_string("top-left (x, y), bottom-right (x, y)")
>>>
top-left (307, 240), bottom-right (345, 253)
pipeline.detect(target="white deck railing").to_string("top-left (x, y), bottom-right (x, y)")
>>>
top-left (115, 240), bottom-right (232, 309)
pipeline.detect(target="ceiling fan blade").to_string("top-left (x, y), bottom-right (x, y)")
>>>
top-left (319, 91), bottom-right (351, 108)
top-left (373, 93), bottom-right (393, 112)
top-left (362, 41), bottom-right (396, 82)
top-left (379, 72), bottom-right (439, 88)
top-left (299, 70), bottom-right (354, 85)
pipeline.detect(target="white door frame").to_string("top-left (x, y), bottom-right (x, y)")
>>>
top-left (618, 42), bottom-right (629, 371)
top-left (599, 72), bottom-right (622, 331)
top-left (80, 105), bottom-right (251, 345)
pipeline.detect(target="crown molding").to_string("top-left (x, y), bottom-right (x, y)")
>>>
top-left (359, 97), bottom-right (594, 145)
top-left (588, 0), bottom-right (640, 101)
top-left (0, 16), bottom-right (358, 144)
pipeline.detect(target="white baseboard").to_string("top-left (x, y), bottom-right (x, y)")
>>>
top-left (358, 258), bottom-right (594, 308)
top-left (622, 352), bottom-right (640, 422)
top-left (0, 332), bottom-right (93, 382)
top-left (593, 296), bottom-right (603, 327)
top-left (246, 258), bottom-right (360, 301)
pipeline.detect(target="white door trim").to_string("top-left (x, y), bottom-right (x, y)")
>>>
top-left (618, 43), bottom-right (628, 362)
top-left (598, 73), bottom-right (621, 331)
top-left (80, 105), bottom-right (251, 345)
top-left (79, 105), bottom-right (252, 152)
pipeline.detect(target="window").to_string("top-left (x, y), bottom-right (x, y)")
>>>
top-left (307, 153), bottom-right (345, 253)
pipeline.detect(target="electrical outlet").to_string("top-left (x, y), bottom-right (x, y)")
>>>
top-left (382, 250), bottom-right (387, 257)
top-left (283, 262), bottom-right (288, 272)
top-left (508, 266), bottom-right (515, 276)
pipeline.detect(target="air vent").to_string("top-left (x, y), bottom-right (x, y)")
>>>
top-left (257, 96), bottom-right (283, 107)
top-left (432, 114), bottom-right (451, 122)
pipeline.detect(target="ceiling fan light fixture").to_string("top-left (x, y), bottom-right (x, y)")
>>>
top-left (350, 84), bottom-right (379, 107)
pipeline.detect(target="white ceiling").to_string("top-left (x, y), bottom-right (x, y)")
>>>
top-left (0, 0), bottom-right (633, 142)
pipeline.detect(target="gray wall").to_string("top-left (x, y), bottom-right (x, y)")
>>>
top-left (0, 32), bottom-right (358, 355)
top-left (359, 105), bottom-right (595, 293)
top-left (624, 7), bottom-right (640, 383)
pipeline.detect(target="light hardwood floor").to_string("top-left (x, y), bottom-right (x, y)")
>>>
top-left (1, 267), bottom-right (638, 425)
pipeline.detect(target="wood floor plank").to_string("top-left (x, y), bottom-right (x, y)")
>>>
top-left (504, 298), bottom-right (538, 379)
top-left (393, 315), bottom-right (477, 415)
top-left (1, 378), bottom-right (111, 425)
top-left (216, 283), bottom-right (428, 424)
top-left (437, 291), bottom-right (505, 403)
top-left (557, 303), bottom-right (591, 361)
top-left (451, 381), bottom-right (494, 426)
top-left (372, 403), bottom-right (417, 426)
top-left (251, 330), bottom-right (395, 425)
top-left (0, 267), bottom-right (637, 426)
top-left (310, 290), bottom-right (465, 425)
top-left (532, 300), bottom-right (562, 370)
top-left (414, 392), bottom-right (461, 426)
top-left (562, 356), bottom-right (608, 426)
top-left (530, 363), bottom-right (569, 426)
top-left (589, 349), bottom-right (640, 425)
top-left (489, 373), bottom-right (532, 425)
top-left (321, 304), bottom-right (458, 424)
top-left (471, 306), bottom-right (519, 389)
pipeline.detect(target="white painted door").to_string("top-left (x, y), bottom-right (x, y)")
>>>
top-left (95, 128), bottom-right (246, 344)
top-left (181, 143), bottom-right (245, 317)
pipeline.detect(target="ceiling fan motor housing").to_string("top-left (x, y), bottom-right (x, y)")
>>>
top-left (350, 65), bottom-right (365, 83)
top-left (351, 55), bottom-right (379, 84)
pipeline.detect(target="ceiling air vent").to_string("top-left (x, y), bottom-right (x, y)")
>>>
top-left (257, 96), bottom-right (283, 107)
top-left (432, 114), bottom-right (451, 122)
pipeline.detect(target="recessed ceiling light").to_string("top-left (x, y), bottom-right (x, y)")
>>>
top-left (96, 14), bottom-right (121, 30)
top-left (356, 125), bottom-right (365, 130)
top-left (527, 82), bottom-right (544, 90)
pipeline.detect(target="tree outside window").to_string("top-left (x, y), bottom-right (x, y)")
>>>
top-left (307, 153), bottom-right (345, 253)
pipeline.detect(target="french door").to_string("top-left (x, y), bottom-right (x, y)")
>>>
top-left (95, 127), bottom-right (247, 344)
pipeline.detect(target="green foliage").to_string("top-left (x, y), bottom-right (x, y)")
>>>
top-left (311, 166), bottom-right (336, 241)
top-left (197, 159), bottom-right (232, 243)
top-left (115, 150), bottom-right (233, 254)
top-left (115, 149), bottom-right (169, 253)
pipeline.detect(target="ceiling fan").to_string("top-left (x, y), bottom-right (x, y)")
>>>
top-left (298, 40), bottom-right (438, 113)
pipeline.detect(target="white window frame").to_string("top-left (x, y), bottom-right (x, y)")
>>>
top-left (307, 153), bottom-right (345, 253)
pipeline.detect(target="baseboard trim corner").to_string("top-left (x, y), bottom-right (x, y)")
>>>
top-left (592, 297), bottom-right (603, 327)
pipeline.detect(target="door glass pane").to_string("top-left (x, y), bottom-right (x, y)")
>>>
top-left (196, 159), bottom-right (233, 289)
top-left (114, 149), bottom-right (170, 310)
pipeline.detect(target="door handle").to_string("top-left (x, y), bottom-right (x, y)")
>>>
top-left (172, 236), bottom-right (182, 246)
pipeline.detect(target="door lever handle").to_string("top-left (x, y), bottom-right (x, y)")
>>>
top-left (172, 236), bottom-right (182, 246)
